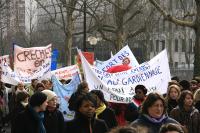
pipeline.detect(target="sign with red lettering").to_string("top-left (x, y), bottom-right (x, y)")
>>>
top-left (14, 44), bottom-right (52, 78)
top-left (51, 65), bottom-right (80, 80)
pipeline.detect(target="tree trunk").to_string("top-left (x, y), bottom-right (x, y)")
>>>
top-left (65, 1), bottom-right (74, 66)
top-left (194, 28), bottom-right (200, 76)
top-left (114, 0), bottom-right (125, 52)
top-left (193, 0), bottom-right (200, 76)
top-left (115, 32), bottom-right (125, 51)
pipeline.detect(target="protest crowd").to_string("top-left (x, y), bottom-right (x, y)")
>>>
top-left (0, 45), bottom-right (200, 133)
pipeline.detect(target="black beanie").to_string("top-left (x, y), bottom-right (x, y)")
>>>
top-left (29, 92), bottom-right (47, 107)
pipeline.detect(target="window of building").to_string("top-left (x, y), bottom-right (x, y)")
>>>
top-left (175, 62), bottom-right (178, 68)
top-left (161, 40), bottom-right (165, 50)
top-left (156, 40), bottom-right (159, 52)
top-left (189, 39), bottom-right (193, 53)
top-left (175, 39), bottom-right (178, 52)
top-left (175, 24), bottom-right (178, 30)
top-left (169, 22), bottom-right (172, 30)
top-left (176, 0), bottom-right (180, 9)
top-left (163, 20), bottom-right (165, 31)
top-left (150, 40), bottom-right (154, 52)
top-left (169, 0), bottom-right (173, 9)
top-left (182, 39), bottom-right (186, 52)
top-left (181, 62), bottom-right (185, 68)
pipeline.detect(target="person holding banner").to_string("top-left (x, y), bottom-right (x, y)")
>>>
top-left (106, 57), bottom-right (132, 126)
top-left (125, 85), bottom-right (147, 123)
top-left (27, 79), bottom-right (38, 96)
top-left (15, 83), bottom-right (27, 94)
top-left (65, 93), bottom-right (108, 133)
top-left (68, 81), bottom-right (89, 112)
top-left (131, 92), bottom-right (179, 133)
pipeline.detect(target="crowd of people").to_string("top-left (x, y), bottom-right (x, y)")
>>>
top-left (0, 75), bottom-right (200, 133)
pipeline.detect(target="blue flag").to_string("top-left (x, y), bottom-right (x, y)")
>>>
top-left (51, 49), bottom-right (59, 70)
top-left (52, 73), bottom-right (81, 121)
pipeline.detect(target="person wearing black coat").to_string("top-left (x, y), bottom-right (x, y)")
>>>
top-left (42, 90), bottom-right (65, 133)
top-left (91, 90), bottom-right (117, 129)
top-left (11, 91), bottom-right (29, 133)
top-left (65, 93), bottom-right (108, 133)
top-left (13, 92), bottom-right (48, 133)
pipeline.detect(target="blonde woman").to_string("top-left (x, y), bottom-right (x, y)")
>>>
top-left (165, 84), bottom-right (181, 114)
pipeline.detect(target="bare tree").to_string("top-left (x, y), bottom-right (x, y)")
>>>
top-left (0, 0), bottom-right (10, 55)
top-left (34, 0), bottom-right (80, 65)
top-left (85, 0), bottom-right (148, 52)
top-left (148, 0), bottom-right (200, 76)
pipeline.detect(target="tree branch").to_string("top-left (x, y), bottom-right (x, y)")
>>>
top-left (34, 0), bottom-right (63, 29)
top-left (124, 0), bottom-right (137, 13)
top-left (149, 0), bottom-right (195, 28)
top-left (127, 26), bottom-right (146, 39)
top-left (123, 10), bottom-right (142, 25)
top-left (106, 0), bottom-right (122, 10)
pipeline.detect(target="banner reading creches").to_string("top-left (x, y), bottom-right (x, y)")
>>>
top-left (13, 44), bottom-right (52, 83)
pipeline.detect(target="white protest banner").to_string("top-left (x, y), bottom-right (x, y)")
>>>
top-left (97, 45), bottom-right (139, 71)
top-left (51, 65), bottom-right (80, 80)
top-left (52, 73), bottom-right (81, 121)
top-left (0, 55), bottom-right (10, 66)
top-left (80, 49), bottom-right (171, 103)
top-left (0, 63), bottom-right (19, 85)
top-left (14, 44), bottom-right (52, 83)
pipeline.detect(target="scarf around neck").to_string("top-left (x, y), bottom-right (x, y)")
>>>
top-left (29, 106), bottom-right (46, 133)
top-left (143, 114), bottom-right (167, 124)
top-left (95, 103), bottom-right (106, 118)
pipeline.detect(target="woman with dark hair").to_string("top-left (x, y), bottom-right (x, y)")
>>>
top-left (90, 90), bottom-right (117, 129)
top-left (11, 91), bottom-right (29, 133)
top-left (65, 93), bottom-right (108, 133)
top-left (170, 90), bottom-right (200, 133)
top-left (159, 123), bottom-right (184, 133)
top-left (13, 92), bottom-right (48, 133)
top-left (35, 83), bottom-right (45, 92)
top-left (130, 92), bottom-right (179, 133)
top-left (68, 81), bottom-right (89, 111)
top-left (125, 85), bottom-right (147, 122)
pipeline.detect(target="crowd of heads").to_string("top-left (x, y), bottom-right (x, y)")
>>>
top-left (1, 73), bottom-right (200, 133)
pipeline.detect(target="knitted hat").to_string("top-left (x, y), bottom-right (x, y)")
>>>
top-left (42, 90), bottom-right (57, 101)
top-left (29, 92), bottom-right (47, 107)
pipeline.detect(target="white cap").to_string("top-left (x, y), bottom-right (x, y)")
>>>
top-left (42, 90), bottom-right (57, 101)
